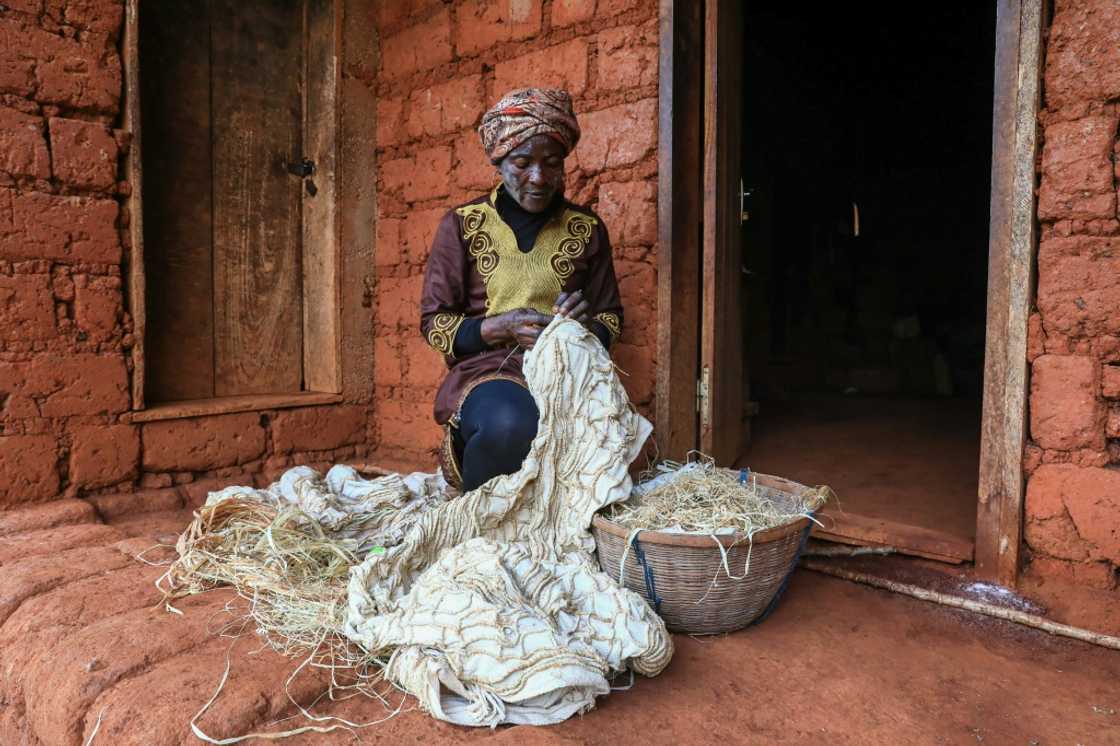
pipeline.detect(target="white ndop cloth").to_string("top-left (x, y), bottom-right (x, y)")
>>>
top-left (208, 319), bottom-right (673, 726)
top-left (344, 318), bottom-right (672, 726)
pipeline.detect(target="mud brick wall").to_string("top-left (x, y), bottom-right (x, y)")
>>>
top-left (0, 1), bottom-right (377, 508)
top-left (368, 0), bottom-right (660, 471)
top-left (1024, 0), bottom-right (1120, 590)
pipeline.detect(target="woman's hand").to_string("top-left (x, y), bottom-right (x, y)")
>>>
top-left (480, 308), bottom-right (553, 349)
top-left (552, 289), bottom-right (591, 324)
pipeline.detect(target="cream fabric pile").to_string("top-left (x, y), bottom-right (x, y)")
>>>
top-left (188, 319), bottom-right (673, 727)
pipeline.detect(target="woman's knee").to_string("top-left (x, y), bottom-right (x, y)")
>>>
top-left (474, 402), bottom-right (537, 457)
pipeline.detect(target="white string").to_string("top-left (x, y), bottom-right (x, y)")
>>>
top-left (190, 647), bottom-right (406, 744)
top-left (82, 708), bottom-right (106, 746)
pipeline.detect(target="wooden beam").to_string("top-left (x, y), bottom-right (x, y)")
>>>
top-left (976, 0), bottom-right (1044, 587)
top-left (699, 0), bottom-right (745, 465)
top-left (655, 0), bottom-right (703, 460)
top-left (303, 0), bottom-right (343, 394)
top-left (122, 0), bottom-right (145, 410)
top-left (815, 509), bottom-right (975, 565)
top-left (124, 391), bottom-right (342, 423)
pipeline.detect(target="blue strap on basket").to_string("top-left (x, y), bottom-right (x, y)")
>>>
top-left (628, 531), bottom-right (663, 614)
top-left (750, 511), bottom-right (815, 626)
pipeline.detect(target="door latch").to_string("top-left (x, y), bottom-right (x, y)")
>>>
top-left (286, 158), bottom-right (318, 196)
top-left (740, 179), bottom-right (752, 224)
top-left (287, 158), bottom-right (315, 178)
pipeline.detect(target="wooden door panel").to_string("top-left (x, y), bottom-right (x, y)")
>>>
top-left (211, 0), bottom-right (305, 396)
top-left (302, 0), bottom-right (342, 394)
top-left (655, 0), bottom-right (705, 461)
top-left (140, 0), bottom-right (215, 402)
top-left (700, 0), bottom-right (746, 465)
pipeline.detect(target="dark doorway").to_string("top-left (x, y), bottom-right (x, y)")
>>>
top-left (737, 3), bottom-right (997, 556)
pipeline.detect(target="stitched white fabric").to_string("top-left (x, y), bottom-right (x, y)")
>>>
top-left (195, 319), bottom-right (673, 726)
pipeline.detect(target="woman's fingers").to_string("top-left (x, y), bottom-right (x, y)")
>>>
top-left (522, 310), bottom-right (554, 327)
top-left (505, 303), bottom-right (603, 348)
top-left (514, 323), bottom-right (543, 348)
top-left (566, 298), bottom-right (591, 321)
top-left (555, 289), bottom-right (584, 317)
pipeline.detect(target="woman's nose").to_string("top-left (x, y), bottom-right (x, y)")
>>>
top-left (527, 167), bottom-right (547, 185)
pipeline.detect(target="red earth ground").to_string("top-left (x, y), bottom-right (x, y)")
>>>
top-left (1, 498), bottom-right (1117, 745)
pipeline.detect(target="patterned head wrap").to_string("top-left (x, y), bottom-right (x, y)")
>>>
top-left (478, 88), bottom-right (581, 164)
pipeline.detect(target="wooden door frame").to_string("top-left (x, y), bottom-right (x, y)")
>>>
top-left (657, 0), bottom-right (1047, 586)
top-left (698, 0), bottom-right (745, 466)
top-left (976, 0), bottom-right (1045, 587)
top-left (122, 0), bottom-right (344, 419)
top-left (655, 0), bottom-right (704, 461)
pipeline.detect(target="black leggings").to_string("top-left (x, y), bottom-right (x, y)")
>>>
top-left (452, 380), bottom-right (539, 492)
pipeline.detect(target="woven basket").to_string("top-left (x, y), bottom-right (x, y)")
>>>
top-left (592, 471), bottom-right (812, 634)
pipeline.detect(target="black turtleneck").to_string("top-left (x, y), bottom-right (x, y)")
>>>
top-left (494, 185), bottom-right (564, 252)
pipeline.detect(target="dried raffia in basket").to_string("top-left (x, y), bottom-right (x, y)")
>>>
top-left (595, 456), bottom-right (833, 634)
top-left (607, 456), bottom-right (830, 537)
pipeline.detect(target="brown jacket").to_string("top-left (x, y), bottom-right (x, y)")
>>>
top-left (419, 187), bottom-right (624, 424)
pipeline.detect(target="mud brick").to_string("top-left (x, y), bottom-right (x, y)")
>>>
top-left (493, 38), bottom-right (588, 97)
top-left (0, 434), bottom-right (58, 506)
top-left (380, 7), bottom-right (451, 79)
top-left (141, 413), bottom-right (265, 472)
top-left (0, 106), bottom-right (49, 179)
top-left (0, 274), bottom-right (55, 341)
top-left (48, 117), bottom-right (118, 191)
top-left (1030, 355), bottom-right (1105, 450)
top-left (271, 405), bottom-right (367, 453)
top-left (456, 0), bottom-right (541, 56)
top-left (68, 424), bottom-right (138, 490)
top-left (0, 189), bottom-right (120, 263)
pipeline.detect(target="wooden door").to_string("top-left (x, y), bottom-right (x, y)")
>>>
top-left (211, 0), bottom-right (305, 396)
top-left (140, 0), bottom-right (315, 401)
top-left (699, 0), bottom-right (747, 465)
top-left (655, 0), bottom-right (704, 462)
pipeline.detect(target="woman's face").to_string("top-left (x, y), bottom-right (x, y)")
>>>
top-left (497, 134), bottom-right (566, 213)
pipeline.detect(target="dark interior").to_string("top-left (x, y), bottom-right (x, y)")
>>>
top-left (739, 3), bottom-right (997, 542)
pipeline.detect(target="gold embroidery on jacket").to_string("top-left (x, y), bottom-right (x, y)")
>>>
top-left (427, 312), bottom-right (465, 357)
top-left (460, 208), bottom-right (499, 283)
top-left (454, 201), bottom-right (598, 316)
top-left (595, 311), bottom-right (622, 341)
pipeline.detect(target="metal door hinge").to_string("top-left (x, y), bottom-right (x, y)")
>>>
top-left (697, 366), bottom-right (711, 428)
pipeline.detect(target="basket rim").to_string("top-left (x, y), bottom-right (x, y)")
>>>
top-left (593, 470), bottom-right (813, 548)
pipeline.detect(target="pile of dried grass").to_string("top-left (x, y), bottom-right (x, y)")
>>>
top-left (606, 455), bottom-right (831, 538)
top-left (158, 497), bottom-right (391, 700)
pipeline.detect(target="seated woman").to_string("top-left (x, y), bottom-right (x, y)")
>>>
top-left (420, 88), bottom-right (624, 492)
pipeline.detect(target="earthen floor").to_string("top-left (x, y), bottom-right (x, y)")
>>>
top-left (741, 395), bottom-right (982, 543)
top-left (1, 499), bottom-right (1116, 745)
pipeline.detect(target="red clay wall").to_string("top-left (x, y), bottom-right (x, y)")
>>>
top-left (0, 1), bottom-right (377, 509)
top-left (1024, 0), bottom-right (1120, 590)
top-left (366, 0), bottom-right (660, 471)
